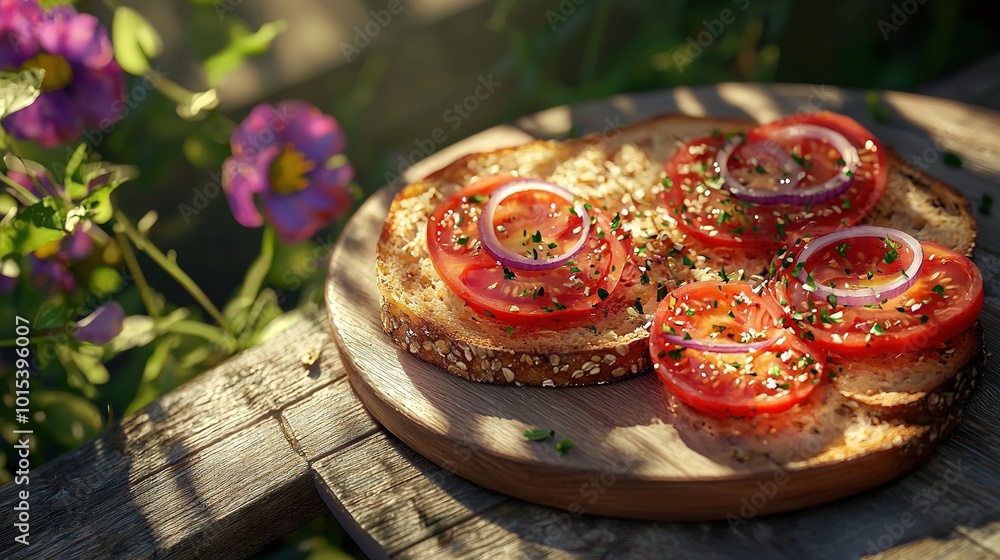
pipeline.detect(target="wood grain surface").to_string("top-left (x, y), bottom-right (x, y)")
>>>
top-left (326, 83), bottom-right (1000, 522)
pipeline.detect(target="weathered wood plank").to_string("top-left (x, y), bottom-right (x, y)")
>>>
top-left (0, 417), bottom-right (325, 559)
top-left (868, 534), bottom-right (999, 560)
top-left (0, 314), bottom-right (339, 558)
top-left (310, 432), bottom-right (509, 556)
top-left (280, 376), bottom-right (380, 461)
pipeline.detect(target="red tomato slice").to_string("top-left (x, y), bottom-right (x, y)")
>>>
top-left (769, 239), bottom-right (984, 355)
top-left (662, 112), bottom-right (887, 250)
top-left (650, 281), bottom-right (826, 417)
top-left (426, 176), bottom-right (632, 326)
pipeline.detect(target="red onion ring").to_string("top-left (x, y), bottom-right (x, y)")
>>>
top-left (794, 226), bottom-right (923, 307)
top-left (716, 124), bottom-right (860, 205)
top-left (662, 333), bottom-right (777, 354)
top-left (477, 179), bottom-right (590, 271)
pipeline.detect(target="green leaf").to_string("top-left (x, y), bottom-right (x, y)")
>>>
top-left (112, 7), bottom-right (163, 75)
top-left (0, 198), bottom-right (66, 259)
top-left (70, 345), bottom-right (111, 384)
top-left (523, 428), bottom-right (554, 441)
top-left (35, 300), bottom-right (68, 330)
top-left (204, 20), bottom-right (287, 88)
top-left (78, 184), bottom-right (117, 224)
top-left (33, 390), bottom-right (104, 448)
top-left (0, 68), bottom-right (44, 119)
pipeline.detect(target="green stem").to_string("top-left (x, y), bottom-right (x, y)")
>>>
top-left (113, 225), bottom-right (160, 319)
top-left (114, 209), bottom-right (229, 330)
top-left (0, 335), bottom-right (54, 348)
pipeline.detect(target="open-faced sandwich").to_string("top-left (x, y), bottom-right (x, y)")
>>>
top-left (376, 111), bottom-right (985, 461)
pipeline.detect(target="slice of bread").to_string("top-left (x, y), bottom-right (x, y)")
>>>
top-left (376, 113), bottom-right (980, 388)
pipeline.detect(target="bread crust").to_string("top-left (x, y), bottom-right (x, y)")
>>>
top-left (376, 113), bottom-right (981, 391)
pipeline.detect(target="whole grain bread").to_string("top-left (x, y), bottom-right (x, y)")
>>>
top-left (377, 113), bottom-right (980, 388)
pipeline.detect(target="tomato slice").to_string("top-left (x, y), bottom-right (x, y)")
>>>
top-left (662, 112), bottom-right (887, 250)
top-left (650, 281), bottom-right (826, 417)
top-left (426, 176), bottom-right (632, 326)
top-left (769, 239), bottom-right (984, 355)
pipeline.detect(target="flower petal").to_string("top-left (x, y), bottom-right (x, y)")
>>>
top-left (230, 103), bottom-right (285, 157)
top-left (75, 302), bottom-right (124, 345)
top-left (67, 63), bottom-right (126, 129)
top-left (0, 0), bottom-right (42, 67)
top-left (3, 91), bottom-right (80, 147)
top-left (37, 7), bottom-right (114, 69)
top-left (275, 100), bottom-right (346, 162)
top-left (222, 145), bottom-right (280, 228)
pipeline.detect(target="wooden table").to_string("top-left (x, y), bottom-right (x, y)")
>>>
top-left (2, 81), bottom-right (1000, 559)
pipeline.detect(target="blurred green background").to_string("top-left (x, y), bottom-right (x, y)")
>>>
top-left (10, 0), bottom-right (1000, 557)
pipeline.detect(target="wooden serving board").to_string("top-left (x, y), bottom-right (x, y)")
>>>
top-left (326, 84), bottom-right (1000, 521)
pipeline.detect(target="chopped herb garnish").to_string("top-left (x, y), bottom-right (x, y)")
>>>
top-left (640, 270), bottom-right (650, 285)
top-left (633, 298), bottom-right (644, 314)
top-left (556, 438), bottom-right (573, 455)
top-left (932, 284), bottom-right (945, 296)
top-left (980, 193), bottom-right (994, 216)
top-left (662, 176), bottom-right (673, 189)
top-left (883, 238), bottom-right (899, 264)
top-left (942, 152), bottom-right (963, 168)
top-left (685, 309), bottom-right (696, 316)
top-left (456, 235), bottom-right (469, 245)
top-left (657, 282), bottom-right (668, 301)
top-left (920, 315), bottom-right (929, 324)
top-left (835, 243), bottom-right (850, 258)
top-left (547, 242), bottom-right (558, 249)
top-left (597, 288), bottom-right (610, 301)
top-left (842, 198), bottom-right (851, 210)
top-left (870, 323), bottom-right (885, 335)
top-left (791, 153), bottom-right (806, 166)
top-left (523, 428), bottom-right (554, 441)
top-left (667, 349), bottom-right (684, 360)
top-left (503, 267), bottom-right (516, 280)
top-left (683, 333), bottom-right (692, 340)
top-left (610, 213), bottom-right (621, 231)
top-left (827, 294), bottom-right (837, 307)
top-left (682, 255), bottom-right (693, 267)
top-left (531, 230), bottom-right (542, 243)
top-left (469, 194), bottom-right (487, 204)
top-left (506, 325), bottom-right (515, 334)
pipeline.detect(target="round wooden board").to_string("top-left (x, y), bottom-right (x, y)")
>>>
top-left (327, 84), bottom-right (1000, 521)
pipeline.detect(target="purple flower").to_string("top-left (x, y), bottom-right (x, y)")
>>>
top-left (222, 101), bottom-right (355, 243)
top-left (74, 302), bottom-right (124, 345)
top-left (0, 1), bottom-right (126, 147)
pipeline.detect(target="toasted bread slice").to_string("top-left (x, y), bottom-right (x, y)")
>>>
top-left (377, 114), bottom-right (980, 387)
